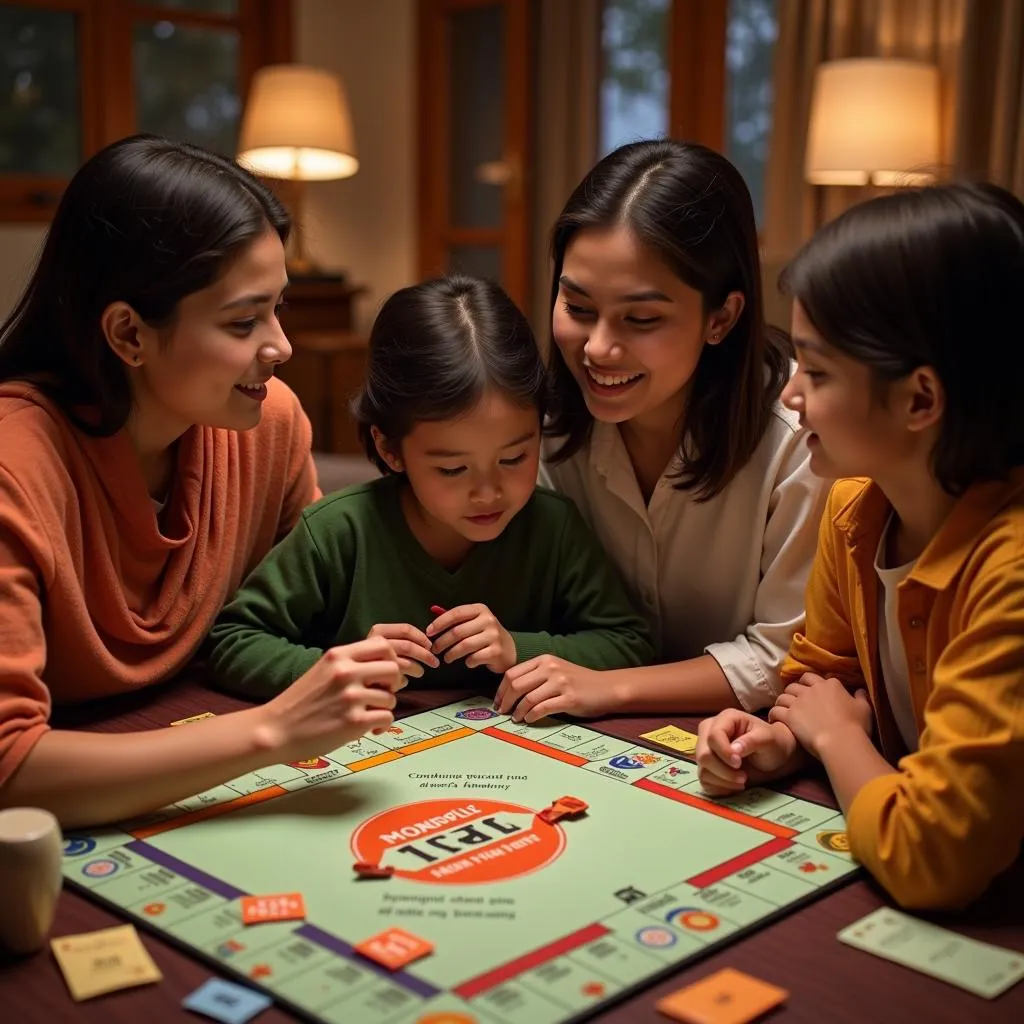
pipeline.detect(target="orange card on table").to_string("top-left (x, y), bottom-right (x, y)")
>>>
top-left (655, 967), bottom-right (788, 1024)
top-left (355, 927), bottom-right (434, 970)
top-left (240, 892), bottom-right (306, 925)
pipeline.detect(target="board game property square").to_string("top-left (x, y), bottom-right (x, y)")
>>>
top-left (60, 698), bottom-right (860, 1024)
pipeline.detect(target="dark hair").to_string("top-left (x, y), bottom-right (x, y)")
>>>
top-left (545, 139), bottom-right (791, 500)
top-left (353, 275), bottom-right (546, 475)
top-left (781, 182), bottom-right (1024, 495)
top-left (0, 134), bottom-right (289, 435)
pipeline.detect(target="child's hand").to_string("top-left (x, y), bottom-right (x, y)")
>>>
top-left (495, 656), bottom-right (620, 722)
top-left (366, 623), bottom-right (439, 679)
top-left (695, 710), bottom-right (798, 796)
top-left (768, 674), bottom-right (873, 759)
top-left (427, 604), bottom-right (516, 673)
top-left (265, 637), bottom-right (404, 760)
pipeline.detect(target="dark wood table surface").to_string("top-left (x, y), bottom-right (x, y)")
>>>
top-left (2, 677), bottom-right (1021, 1022)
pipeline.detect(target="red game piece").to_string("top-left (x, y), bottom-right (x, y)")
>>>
top-left (429, 605), bottom-right (447, 616)
top-left (538, 796), bottom-right (589, 825)
top-left (353, 861), bottom-right (395, 880)
top-left (554, 796), bottom-right (588, 815)
top-left (538, 807), bottom-right (568, 824)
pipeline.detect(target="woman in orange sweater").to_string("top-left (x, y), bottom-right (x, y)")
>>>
top-left (0, 135), bottom-right (403, 828)
top-left (696, 182), bottom-right (1024, 909)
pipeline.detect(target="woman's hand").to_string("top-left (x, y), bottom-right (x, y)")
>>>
top-left (768, 674), bottom-right (873, 759)
top-left (367, 622), bottom-right (439, 678)
top-left (427, 604), bottom-right (516, 673)
top-left (695, 710), bottom-right (799, 796)
top-left (495, 657), bottom-right (624, 722)
top-left (263, 637), bottom-right (404, 760)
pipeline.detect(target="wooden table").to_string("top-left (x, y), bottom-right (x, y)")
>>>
top-left (3, 679), bottom-right (1021, 1022)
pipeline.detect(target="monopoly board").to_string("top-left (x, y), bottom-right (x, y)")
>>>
top-left (61, 696), bottom-right (859, 1023)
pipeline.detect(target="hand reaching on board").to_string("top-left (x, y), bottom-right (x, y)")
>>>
top-left (262, 637), bottom-right (404, 760)
top-left (495, 656), bottom-right (623, 722)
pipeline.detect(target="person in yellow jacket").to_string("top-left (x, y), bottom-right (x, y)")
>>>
top-left (695, 181), bottom-right (1024, 911)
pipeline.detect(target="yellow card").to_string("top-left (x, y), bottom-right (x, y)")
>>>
top-left (51, 924), bottom-right (162, 1001)
top-left (170, 711), bottom-right (216, 726)
top-left (640, 724), bottom-right (700, 755)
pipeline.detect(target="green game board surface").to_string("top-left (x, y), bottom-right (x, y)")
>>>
top-left (62, 696), bottom-right (860, 1024)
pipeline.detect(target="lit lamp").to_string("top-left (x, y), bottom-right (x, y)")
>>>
top-left (237, 64), bottom-right (358, 276)
top-left (805, 58), bottom-right (940, 187)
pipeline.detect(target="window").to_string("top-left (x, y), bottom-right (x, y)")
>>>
top-left (598, 0), bottom-right (778, 223)
top-left (0, 0), bottom-right (291, 221)
top-left (600, 0), bottom-right (670, 154)
top-left (724, 0), bottom-right (777, 224)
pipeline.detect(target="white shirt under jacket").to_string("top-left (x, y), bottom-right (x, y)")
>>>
top-left (540, 403), bottom-right (828, 711)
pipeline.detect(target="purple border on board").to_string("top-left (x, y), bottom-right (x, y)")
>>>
top-left (126, 840), bottom-right (247, 901)
top-left (295, 923), bottom-right (440, 998)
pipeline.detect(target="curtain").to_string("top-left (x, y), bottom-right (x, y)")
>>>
top-left (529, 0), bottom-right (601, 344)
top-left (762, 0), bottom-right (1024, 262)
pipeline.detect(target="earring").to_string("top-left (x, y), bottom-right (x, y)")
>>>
top-left (711, 333), bottom-right (720, 342)
top-left (132, 355), bottom-right (141, 365)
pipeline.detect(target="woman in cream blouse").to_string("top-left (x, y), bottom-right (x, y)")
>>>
top-left (495, 140), bottom-right (827, 722)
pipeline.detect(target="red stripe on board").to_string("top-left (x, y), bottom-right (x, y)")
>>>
top-left (482, 727), bottom-right (589, 766)
top-left (452, 922), bottom-right (610, 999)
top-left (686, 836), bottom-right (794, 888)
top-left (634, 778), bottom-right (798, 839)
top-left (129, 786), bottom-right (289, 840)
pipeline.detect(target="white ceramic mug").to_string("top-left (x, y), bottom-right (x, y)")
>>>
top-left (0, 807), bottom-right (64, 955)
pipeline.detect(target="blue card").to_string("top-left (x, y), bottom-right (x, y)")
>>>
top-left (182, 978), bottom-right (273, 1024)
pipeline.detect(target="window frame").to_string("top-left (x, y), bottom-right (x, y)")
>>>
top-left (0, 0), bottom-right (292, 222)
top-left (417, 0), bottom-right (533, 310)
top-left (668, 0), bottom-right (726, 150)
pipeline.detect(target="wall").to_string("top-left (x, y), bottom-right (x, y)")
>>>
top-left (294, 0), bottom-right (417, 330)
top-left (0, 226), bottom-right (45, 317)
top-left (0, 0), bottom-right (418, 331)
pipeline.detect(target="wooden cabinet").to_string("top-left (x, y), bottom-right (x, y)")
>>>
top-left (277, 278), bottom-right (369, 454)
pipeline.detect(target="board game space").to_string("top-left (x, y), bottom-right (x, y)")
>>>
top-left (61, 696), bottom-right (860, 1024)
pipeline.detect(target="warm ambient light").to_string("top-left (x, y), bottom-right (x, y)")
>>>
top-left (238, 64), bottom-right (358, 181)
top-left (805, 58), bottom-right (940, 187)
top-left (237, 64), bottom-right (358, 276)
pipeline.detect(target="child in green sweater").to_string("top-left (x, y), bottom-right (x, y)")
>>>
top-left (209, 275), bottom-right (653, 698)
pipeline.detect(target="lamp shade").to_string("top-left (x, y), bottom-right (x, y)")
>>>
top-left (805, 58), bottom-right (939, 186)
top-left (237, 64), bottom-right (358, 181)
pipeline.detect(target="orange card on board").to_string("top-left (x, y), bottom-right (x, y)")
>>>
top-left (355, 927), bottom-right (434, 970)
top-left (240, 892), bottom-right (306, 925)
top-left (655, 967), bottom-right (789, 1024)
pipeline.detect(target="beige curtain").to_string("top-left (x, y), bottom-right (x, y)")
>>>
top-left (763, 0), bottom-right (1024, 262)
top-left (529, 0), bottom-right (601, 344)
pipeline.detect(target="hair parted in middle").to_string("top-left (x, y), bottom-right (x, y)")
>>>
top-left (352, 275), bottom-right (547, 476)
top-left (546, 139), bottom-right (791, 501)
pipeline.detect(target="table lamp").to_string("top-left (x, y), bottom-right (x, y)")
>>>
top-left (805, 58), bottom-right (940, 187)
top-left (237, 64), bottom-right (359, 277)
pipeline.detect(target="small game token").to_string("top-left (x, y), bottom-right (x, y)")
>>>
top-left (181, 978), bottom-right (272, 1024)
top-left (655, 967), bottom-right (788, 1024)
top-left (554, 796), bottom-right (588, 814)
top-left (355, 927), bottom-right (434, 970)
top-left (539, 795), bottom-right (589, 823)
top-left (429, 605), bottom-right (447, 616)
top-left (170, 711), bottom-right (217, 727)
top-left (51, 924), bottom-right (162, 1001)
top-left (240, 893), bottom-right (306, 925)
top-left (353, 860), bottom-right (395, 879)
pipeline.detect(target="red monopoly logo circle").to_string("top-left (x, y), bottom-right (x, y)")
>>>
top-left (350, 798), bottom-right (564, 885)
